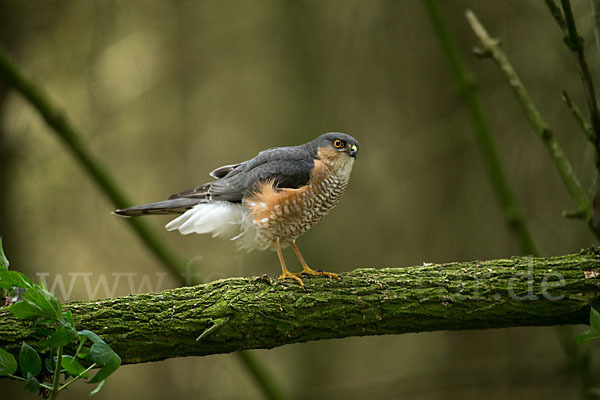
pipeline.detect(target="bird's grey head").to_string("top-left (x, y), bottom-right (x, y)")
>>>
top-left (311, 132), bottom-right (359, 159)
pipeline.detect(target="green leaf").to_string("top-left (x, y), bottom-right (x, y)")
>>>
top-left (61, 355), bottom-right (89, 378)
top-left (76, 334), bottom-right (88, 356)
top-left (78, 330), bottom-right (105, 345)
top-left (7, 285), bottom-right (62, 321)
top-left (89, 355), bottom-right (120, 383)
top-left (577, 307), bottom-right (600, 344)
top-left (590, 307), bottom-right (600, 333)
top-left (89, 343), bottom-right (116, 365)
top-left (8, 300), bottom-right (46, 319)
top-left (89, 379), bottom-right (106, 396)
top-left (22, 286), bottom-right (62, 320)
top-left (35, 326), bottom-right (55, 337)
top-left (0, 270), bottom-right (34, 289)
top-left (19, 342), bottom-right (42, 376)
top-left (46, 325), bottom-right (78, 348)
top-left (62, 310), bottom-right (74, 325)
top-left (77, 346), bottom-right (91, 359)
top-left (87, 339), bottom-right (120, 384)
top-left (23, 372), bottom-right (40, 392)
top-left (0, 237), bottom-right (9, 270)
top-left (577, 329), bottom-right (600, 344)
top-left (0, 347), bottom-right (17, 376)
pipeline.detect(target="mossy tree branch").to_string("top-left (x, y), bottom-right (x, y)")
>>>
top-left (1, 250), bottom-right (600, 365)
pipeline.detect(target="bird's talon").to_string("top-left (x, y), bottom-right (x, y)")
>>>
top-left (278, 272), bottom-right (305, 288)
top-left (322, 271), bottom-right (340, 280)
top-left (296, 267), bottom-right (339, 280)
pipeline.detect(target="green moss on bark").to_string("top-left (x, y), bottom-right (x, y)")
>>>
top-left (1, 250), bottom-right (599, 365)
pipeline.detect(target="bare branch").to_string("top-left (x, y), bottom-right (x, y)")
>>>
top-left (466, 9), bottom-right (595, 235)
top-left (563, 90), bottom-right (594, 142)
top-left (422, 0), bottom-right (538, 255)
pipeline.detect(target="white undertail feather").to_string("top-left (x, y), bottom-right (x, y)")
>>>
top-left (165, 202), bottom-right (264, 251)
top-left (166, 202), bottom-right (243, 237)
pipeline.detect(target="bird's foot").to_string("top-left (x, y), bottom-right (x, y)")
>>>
top-left (294, 267), bottom-right (340, 280)
top-left (279, 271), bottom-right (305, 288)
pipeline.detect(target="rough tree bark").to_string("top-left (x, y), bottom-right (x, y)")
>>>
top-left (1, 249), bottom-right (599, 365)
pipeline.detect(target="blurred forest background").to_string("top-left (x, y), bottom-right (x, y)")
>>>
top-left (1, 1), bottom-right (599, 399)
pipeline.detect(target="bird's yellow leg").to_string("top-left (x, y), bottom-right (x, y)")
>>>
top-left (275, 239), bottom-right (305, 287)
top-left (291, 241), bottom-right (339, 279)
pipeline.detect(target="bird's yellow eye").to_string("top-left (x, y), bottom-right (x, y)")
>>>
top-left (333, 139), bottom-right (344, 148)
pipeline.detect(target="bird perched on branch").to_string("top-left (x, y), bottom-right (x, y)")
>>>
top-left (114, 132), bottom-right (359, 287)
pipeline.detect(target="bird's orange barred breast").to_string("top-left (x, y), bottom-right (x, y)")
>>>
top-left (245, 146), bottom-right (352, 247)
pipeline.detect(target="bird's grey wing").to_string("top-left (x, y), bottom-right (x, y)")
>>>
top-left (208, 146), bottom-right (315, 202)
top-left (168, 146), bottom-right (313, 203)
top-left (116, 146), bottom-right (314, 216)
top-left (204, 148), bottom-right (293, 181)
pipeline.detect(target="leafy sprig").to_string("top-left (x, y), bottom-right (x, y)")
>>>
top-left (577, 307), bottom-right (600, 344)
top-left (0, 238), bottom-right (120, 398)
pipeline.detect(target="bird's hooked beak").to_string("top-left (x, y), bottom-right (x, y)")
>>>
top-left (348, 143), bottom-right (358, 158)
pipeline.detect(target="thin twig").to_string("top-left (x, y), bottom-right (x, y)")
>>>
top-left (465, 8), bottom-right (599, 396)
top-left (9, 374), bottom-right (53, 390)
top-left (58, 362), bottom-right (96, 391)
top-left (547, 0), bottom-right (600, 236)
top-left (465, 9), bottom-right (595, 233)
top-left (545, 0), bottom-right (567, 31)
top-left (0, 47), bottom-right (287, 400)
top-left (592, 0), bottom-right (600, 56)
top-left (558, 0), bottom-right (600, 147)
top-left (563, 90), bottom-right (594, 142)
top-left (422, 0), bottom-right (538, 255)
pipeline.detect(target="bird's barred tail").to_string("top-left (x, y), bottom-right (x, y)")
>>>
top-left (113, 198), bottom-right (204, 217)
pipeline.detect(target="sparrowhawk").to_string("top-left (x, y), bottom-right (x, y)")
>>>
top-left (114, 132), bottom-right (359, 287)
